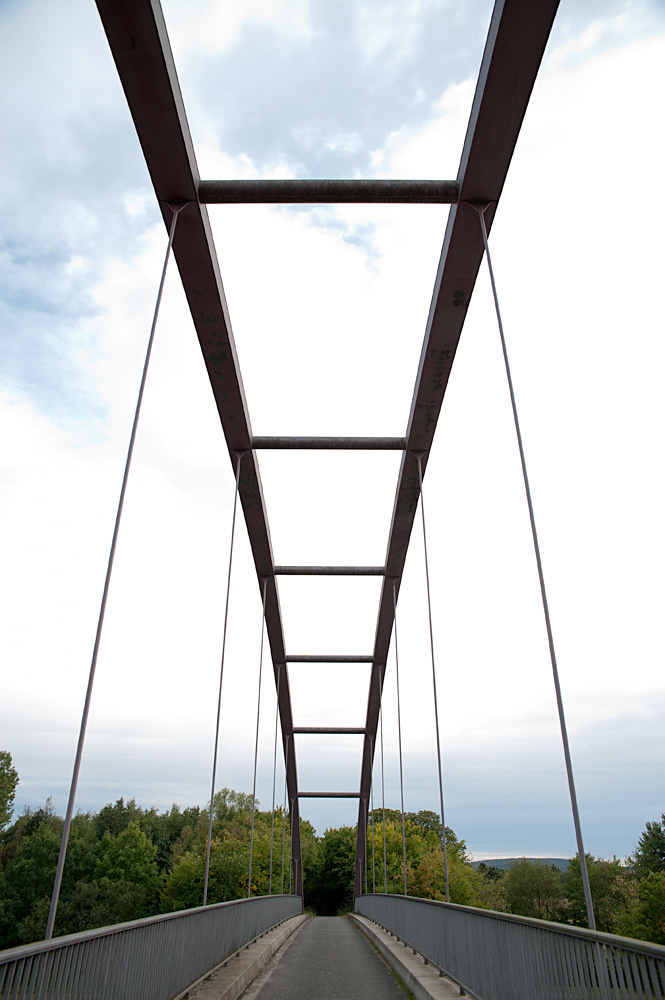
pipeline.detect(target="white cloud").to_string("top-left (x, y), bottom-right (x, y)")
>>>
top-left (2, 0), bottom-right (665, 857)
top-left (354, 0), bottom-right (446, 64)
top-left (163, 0), bottom-right (313, 59)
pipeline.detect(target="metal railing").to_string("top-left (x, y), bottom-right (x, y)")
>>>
top-left (0, 894), bottom-right (302, 1000)
top-left (355, 893), bottom-right (665, 1000)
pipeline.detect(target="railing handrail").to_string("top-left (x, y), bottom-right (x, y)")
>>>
top-left (0, 893), bottom-right (301, 962)
top-left (356, 892), bottom-right (665, 960)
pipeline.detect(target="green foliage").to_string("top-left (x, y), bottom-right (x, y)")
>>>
top-left (0, 751), bottom-right (19, 831)
top-left (562, 854), bottom-right (629, 933)
top-left (308, 826), bottom-right (356, 914)
top-left (95, 822), bottom-right (162, 906)
top-left (162, 841), bottom-right (249, 910)
top-left (502, 859), bottom-right (564, 921)
top-left (2, 775), bottom-right (665, 953)
top-left (632, 813), bottom-right (665, 879)
top-left (631, 871), bottom-right (665, 944)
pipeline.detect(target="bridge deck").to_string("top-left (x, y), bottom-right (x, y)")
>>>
top-left (239, 916), bottom-right (405, 1000)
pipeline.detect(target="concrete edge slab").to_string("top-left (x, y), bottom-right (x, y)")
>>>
top-left (183, 913), bottom-right (309, 1000)
top-left (348, 914), bottom-right (463, 1000)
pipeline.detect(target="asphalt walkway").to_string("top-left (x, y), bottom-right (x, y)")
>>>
top-left (241, 916), bottom-right (407, 999)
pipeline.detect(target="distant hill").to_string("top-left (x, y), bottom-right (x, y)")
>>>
top-left (470, 857), bottom-right (570, 872)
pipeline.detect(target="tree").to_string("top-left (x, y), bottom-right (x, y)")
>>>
top-left (632, 871), bottom-right (665, 945)
top-left (161, 840), bottom-right (249, 911)
top-left (95, 821), bottom-right (162, 907)
top-left (632, 814), bottom-right (665, 879)
top-left (1, 815), bottom-right (62, 944)
top-left (0, 751), bottom-right (19, 830)
top-left (211, 788), bottom-right (254, 823)
top-left (503, 859), bottom-right (564, 921)
top-left (308, 826), bottom-right (356, 915)
top-left (562, 854), bottom-right (630, 933)
top-left (95, 797), bottom-right (143, 839)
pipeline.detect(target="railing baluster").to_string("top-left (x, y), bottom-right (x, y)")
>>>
top-left (353, 896), bottom-right (665, 1000)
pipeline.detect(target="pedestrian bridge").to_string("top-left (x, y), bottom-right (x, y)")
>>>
top-left (3, 0), bottom-right (665, 996)
top-left (2, 895), bottom-right (665, 999)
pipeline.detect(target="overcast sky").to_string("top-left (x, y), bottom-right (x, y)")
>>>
top-left (1, 0), bottom-right (664, 864)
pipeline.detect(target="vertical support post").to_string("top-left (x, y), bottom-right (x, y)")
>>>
top-left (203, 450), bottom-right (244, 906)
top-left (45, 203), bottom-right (187, 941)
top-left (472, 202), bottom-right (598, 934)
top-left (248, 578), bottom-right (268, 897)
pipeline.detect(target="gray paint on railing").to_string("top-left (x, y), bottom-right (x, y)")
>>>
top-left (355, 893), bottom-right (665, 1000)
top-left (0, 894), bottom-right (302, 1000)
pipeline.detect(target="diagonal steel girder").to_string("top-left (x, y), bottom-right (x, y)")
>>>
top-left (94, 0), bottom-right (305, 896)
top-left (353, 0), bottom-right (560, 894)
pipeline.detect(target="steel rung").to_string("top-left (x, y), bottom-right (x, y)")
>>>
top-left (293, 727), bottom-right (366, 735)
top-left (274, 566), bottom-right (385, 576)
top-left (199, 179), bottom-right (459, 205)
top-left (286, 655), bottom-right (373, 663)
top-left (252, 436), bottom-right (405, 450)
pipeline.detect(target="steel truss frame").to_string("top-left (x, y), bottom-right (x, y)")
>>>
top-left (94, 0), bottom-right (558, 901)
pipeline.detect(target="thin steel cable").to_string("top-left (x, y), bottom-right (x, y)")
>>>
top-left (289, 798), bottom-right (294, 894)
top-left (248, 579), bottom-right (268, 898)
top-left (380, 705), bottom-right (387, 893)
top-left (416, 455), bottom-right (450, 903)
top-left (364, 797), bottom-right (368, 895)
top-left (269, 664), bottom-right (282, 895)
top-left (474, 203), bottom-right (598, 933)
top-left (370, 738), bottom-right (376, 893)
top-left (45, 203), bottom-right (187, 940)
top-left (203, 450), bottom-right (244, 906)
top-left (281, 736), bottom-right (290, 894)
top-left (392, 581), bottom-right (408, 896)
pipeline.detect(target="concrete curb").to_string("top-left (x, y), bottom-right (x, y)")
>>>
top-left (183, 913), bottom-right (309, 1000)
top-left (349, 914), bottom-right (463, 1000)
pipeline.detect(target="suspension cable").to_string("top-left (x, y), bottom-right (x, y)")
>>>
top-left (289, 796), bottom-right (294, 894)
top-left (392, 581), bottom-right (408, 896)
top-left (269, 664), bottom-right (282, 895)
top-left (281, 735), bottom-right (290, 894)
top-left (45, 203), bottom-right (187, 940)
top-left (370, 737), bottom-right (376, 893)
top-left (203, 449), bottom-right (244, 906)
top-left (416, 454), bottom-right (450, 902)
top-left (248, 579), bottom-right (268, 897)
top-left (380, 703), bottom-right (387, 893)
top-left (473, 202), bottom-right (597, 932)
top-left (364, 797), bottom-right (368, 895)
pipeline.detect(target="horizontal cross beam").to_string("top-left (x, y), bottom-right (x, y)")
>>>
top-left (274, 566), bottom-right (385, 576)
top-left (252, 436), bottom-right (405, 450)
top-left (292, 727), bottom-right (366, 735)
top-left (286, 655), bottom-right (373, 663)
top-left (298, 792), bottom-right (361, 798)
top-left (199, 179), bottom-right (459, 205)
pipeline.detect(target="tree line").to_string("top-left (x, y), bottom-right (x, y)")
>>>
top-left (0, 752), bottom-right (663, 949)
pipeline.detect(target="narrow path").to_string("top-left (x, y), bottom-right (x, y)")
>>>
top-left (242, 915), bottom-right (407, 999)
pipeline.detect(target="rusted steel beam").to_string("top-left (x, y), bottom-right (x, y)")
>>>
top-left (94, 0), bottom-right (305, 895)
top-left (286, 655), bottom-right (373, 664)
top-left (293, 727), bottom-right (366, 735)
top-left (252, 436), bottom-right (405, 450)
top-left (199, 178), bottom-right (459, 205)
top-left (274, 566), bottom-right (385, 576)
top-left (353, 0), bottom-right (561, 895)
top-left (299, 792), bottom-right (361, 798)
